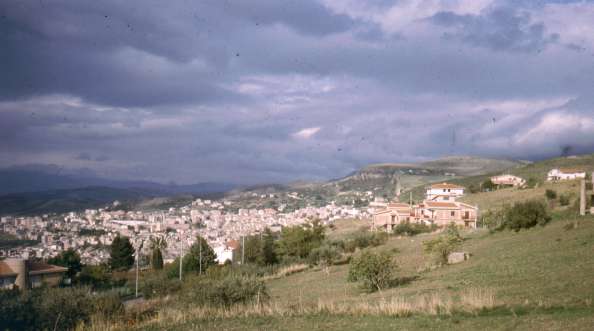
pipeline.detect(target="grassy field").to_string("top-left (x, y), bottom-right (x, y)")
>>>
top-left (117, 212), bottom-right (594, 331)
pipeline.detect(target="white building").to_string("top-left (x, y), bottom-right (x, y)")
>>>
top-left (547, 168), bottom-right (586, 181)
top-left (425, 183), bottom-right (465, 202)
top-left (490, 174), bottom-right (526, 187)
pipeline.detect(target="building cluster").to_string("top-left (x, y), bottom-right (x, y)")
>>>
top-left (1, 198), bottom-right (369, 266)
top-left (373, 183), bottom-right (479, 231)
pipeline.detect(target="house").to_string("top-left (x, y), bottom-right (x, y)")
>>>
top-left (214, 239), bottom-right (239, 264)
top-left (372, 202), bottom-right (413, 231)
top-left (414, 201), bottom-right (478, 228)
top-left (372, 199), bottom-right (479, 231)
top-left (425, 183), bottom-right (465, 202)
top-left (547, 168), bottom-right (586, 181)
top-left (0, 258), bottom-right (67, 290)
top-left (490, 174), bottom-right (526, 187)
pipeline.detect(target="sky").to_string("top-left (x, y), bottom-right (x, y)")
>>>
top-left (1, 0), bottom-right (594, 185)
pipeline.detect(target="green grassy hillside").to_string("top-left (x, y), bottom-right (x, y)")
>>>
top-left (117, 212), bottom-right (594, 331)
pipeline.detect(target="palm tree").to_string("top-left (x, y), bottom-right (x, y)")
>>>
top-left (149, 236), bottom-right (167, 270)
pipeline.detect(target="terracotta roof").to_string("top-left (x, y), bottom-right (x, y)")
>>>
top-left (0, 262), bottom-right (18, 277)
top-left (28, 262), bottom-right (68, 275)
top-left (428, 183), bottom-right (464, 189)
top-left (558, 168), bottom-right (586, 174)
top-left (387, 202), bottom-right (410, 208)
top-left (226, 239), bottom-right (240, 250)
top-left (424, 201), bottom-right (459, 208)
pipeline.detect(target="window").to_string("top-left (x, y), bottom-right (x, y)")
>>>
top-left (450, 211), bottom-right (455, 217)
top-left (443, 196), bottom-right (449, 200)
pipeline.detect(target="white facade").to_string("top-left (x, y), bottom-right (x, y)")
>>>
top-left (425, 183), bottom-right (465, 201)
top-left (547, 168), bottom-right (586, 181)
top-left (214, 245), bottom-right (234, 264)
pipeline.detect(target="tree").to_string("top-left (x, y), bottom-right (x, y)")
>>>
top-left (183, 235), bottom-right (216, 274)
top-left (109, 235), bottom-right (135, 271)
top-left (47, 248), bottom-right (82, 280)
top-left (482, 179), bottom-right (496, 192)
top-left (347, 250), bottom-right (396, 292)
top-left (276, 221), bottom-right (325, 260)
top-left (242, 235), bottom-right (262, 264)
top-left (502, 200), bottom-right (551, 231)
top-left (260, 228), bottom-right (277, 265)
top-left (150, 236), bottom-right (167, 270)
top-left (545, 189), bottom-right (557, 200)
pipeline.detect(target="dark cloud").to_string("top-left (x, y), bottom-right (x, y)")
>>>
top-left (430, 6), bottom-right (559, 52)
top-left (0, 0), bottom-right (593, 184)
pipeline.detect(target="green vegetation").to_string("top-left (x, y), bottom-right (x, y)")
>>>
top-left (47, 248), bottom-right (82, 279)
top-left (149, 236), bottom-right (167, 270)
top-left (545, 189), bottom-right (557, 200)
top-left (347, 250), bottom-right (396, 292)
top-left (276, 221), bottom-right (325, 261)
top-left (501, 200), bottom-right (551, 232)
top-left (393, 221), bottom-right (436, 236)
top-left (423, 223), bottom-right (463, 265)
top-left (109, 235), bottom-right (135, 271)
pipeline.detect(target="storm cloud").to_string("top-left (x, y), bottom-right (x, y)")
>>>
top-left (1, 0), bottom-right (593, 184)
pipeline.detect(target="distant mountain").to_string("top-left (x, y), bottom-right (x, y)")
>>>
top-left (0, 165), bottom-right (236, 196)
top-left (0, 186), bottom-right (154, 216)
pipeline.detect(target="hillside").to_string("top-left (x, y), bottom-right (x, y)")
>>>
top-left (113, 214), bottom-right (594, 331)
top-left (226, 156), bottom-right (523, 210)
top-left (408, 154), bottom-right (594, 202)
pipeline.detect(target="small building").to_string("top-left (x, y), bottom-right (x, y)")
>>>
top-left (490, 174), bottom-right (526, 187)
top-left (547, 168), bottom-right (586, 181)
top-left (0, 258), bottom-right (67, 290)
top-left (214, 239), bottom-right (239, 264)
top-left (425, 183), bottom-right (465, 202)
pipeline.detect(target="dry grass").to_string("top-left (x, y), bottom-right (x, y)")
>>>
top-left (261, 263), bottom-right (309, 281)
top-left (110, 288), bottom-right (498, 330)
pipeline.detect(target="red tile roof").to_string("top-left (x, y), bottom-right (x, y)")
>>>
top-left (28, 262), bottom-right (68, 275)
top-left (424, 201), bottom-right (459, 208)
top-left (0, 262), bottom-right (18, 277)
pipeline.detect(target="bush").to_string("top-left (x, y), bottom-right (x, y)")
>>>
top-left (344, 232), bottom-right (388, 253)
top-left (423, 223), bottom-right (463, 265)
top-left (180, 275), bottom-right (268, 307)
top-left (502, 200), bottom-right (551, 231)
top-left (545, 189), bottom-right (557, 200)
top-left (559, 194), bottom-right (570, 206)
top-left (141, 274), bottom-right (182, 299)
top-left (482, 179), bottom-right (497, 192)
top-left (347, 250), bottom-right (396, 292)
top-left (307, 244), bottom-right (341, 268)
top-left (393, 221), bottom-right (436, 236)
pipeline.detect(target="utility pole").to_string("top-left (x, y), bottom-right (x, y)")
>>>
top-left (241, 235), bottom-right (245, 265)
top-left (134, 237), bottom-right (143, 298)
top-left (179, 233), bottom-right (183, 281)
top-left (199, 237), bottom-right (202, 275)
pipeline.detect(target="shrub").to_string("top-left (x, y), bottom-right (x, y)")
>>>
top-left (276, 221), bottom-right (325, 260)
top-left (141, 274), bottom-right (182, 299)
top-left (347, 250), bottom-right (396, 292)
top-left (308, 244), bottom-right (341, 268)
top-left (502, 200), bottom-right (551, 231)
top-left (423, 223), bottom-right (463, 265)
top-left (482, 179), bottom-right (496, 192)
top-left (180, 276), bottom-right (268, 307)
top-left (545, 189), bottom-right (557, 200)
top-left (344, 232), bottom-right (388, 253)
top-left (559, 194), bottom-right (570, 206)
top-left (393, 221), bottom-right (436, 236)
